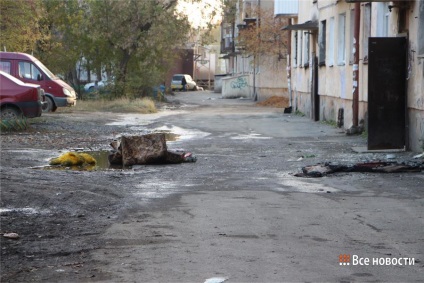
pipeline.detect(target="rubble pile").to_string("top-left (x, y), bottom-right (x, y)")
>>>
top-left (295, 160), bottom-right (424, 178)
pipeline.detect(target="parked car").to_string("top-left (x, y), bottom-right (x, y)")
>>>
top-left (171, 74), bottom-right (197, 91)
top-left (0, 52), bottom-right (77, 112)
top-left (84, 80), bottom-right (107, 92)
top-left (0, 71), bottom-right (44, 119)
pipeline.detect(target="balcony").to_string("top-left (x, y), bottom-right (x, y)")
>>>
top-left (242, 0), bottom-right (258, 21)
top-left (221, 38), bottom-right (234, 54)
top-left (274, 0), bottom-right (298, 17)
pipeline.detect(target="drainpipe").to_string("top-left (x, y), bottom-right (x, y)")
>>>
top-left (254, 0), bottom-right (261, 102)
top-left (352, 2), bottom-right (361, 129)
top-left (287, 18), bottom-right (292, 108)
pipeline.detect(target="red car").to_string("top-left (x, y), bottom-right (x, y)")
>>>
top-left (0, 71), bottom-right (44, 119)
top-left (0, 52), bottom-right (77, 112)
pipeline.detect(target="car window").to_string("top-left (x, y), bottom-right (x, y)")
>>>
top-left (173, 75), bottom-right (183, 81)
top-left (0, 61), bottom-right (11, 74)
top-left (19, 61), bottom-right (42, 81)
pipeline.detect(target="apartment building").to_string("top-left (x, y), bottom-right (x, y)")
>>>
top-left (276, 0), bottom-right (424, 151)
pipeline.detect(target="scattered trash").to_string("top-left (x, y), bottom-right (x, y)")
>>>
top-left (204, 277), bottom-right (228, 283)
top-left (386, 154), bottom-right (396, 159)
top-left (295, 161), bottom-right (424, 177)
top-left (3, 232), bottom-right (20, 239)
top-left (49, 152), bottom-right (96, 167)
top-left (185, 153), bottom-right (196, 162)
top-left (304, 154), bottom-right (316, 158)
top-left (284, 106), bottom-right (292, 113)
top-left (413, 153), bottom-right (424, 159)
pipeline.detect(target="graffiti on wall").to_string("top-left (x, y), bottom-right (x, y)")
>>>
top-left (230, 77), bottom-right (248, 89)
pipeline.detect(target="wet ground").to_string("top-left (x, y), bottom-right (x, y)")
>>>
top-left (1, 91), bottom-right (423, 282)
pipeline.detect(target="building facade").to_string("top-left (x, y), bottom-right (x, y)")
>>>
top-left (220, 0), bottom-right (289, 101)
top-left (276, 0), bottom-right (424, 152)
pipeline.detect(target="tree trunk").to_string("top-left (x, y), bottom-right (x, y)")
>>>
top-left (116, 49), bottom-right (131, 97)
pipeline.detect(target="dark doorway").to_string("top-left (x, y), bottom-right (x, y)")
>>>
top-left (368, 37), bottom-right (407, 150)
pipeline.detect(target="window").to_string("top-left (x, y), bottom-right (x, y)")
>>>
top-left (18, 61), bottom-right (42, 81)
top-left (298, 31), bottom-right (303, 67)
top-left (328, 17), bottom-right (335, 66)
top-left (303, 32), bottom-right (310, 67)
top-left (337, 13), bottom-right (346, 65)
top-left (294, 31), bottom-right (298, 66)
top-left (319, 20), bottom-right (326, 65)
top-left (376, 3), bottom-right (389, 37)
top-left (349, 9), bottom-right (355, 64)
top-left (419, 0), bottom-right (424, 56)
top-left (0, 61), bottom-right (11, 74)
top-left (362, 4), bottom-right (371, 62)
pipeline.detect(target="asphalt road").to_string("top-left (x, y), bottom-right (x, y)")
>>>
top-left (1, 90), bottom-right (423, 282)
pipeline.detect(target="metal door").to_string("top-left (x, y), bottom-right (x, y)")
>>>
top-left (368, 37), bottom-right (407, 150)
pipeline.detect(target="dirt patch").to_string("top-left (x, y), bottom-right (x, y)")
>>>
top-left (256, 96), bottom-right (289, 108)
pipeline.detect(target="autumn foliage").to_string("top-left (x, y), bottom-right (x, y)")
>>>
top-left (237, 8), bottom-right (289, 59)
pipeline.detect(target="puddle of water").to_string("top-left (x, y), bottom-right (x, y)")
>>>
top-left (152, 130), bottom-right (180, 142)
top-left (134, 181), bottom-right (195, 202)
top-left (204, 277), bottom-right (228, 283)
top-left (231, 132), bottom-right (272, 140)
top-left (39, 125), bottom-right (208, 171)
top-left (0, 207), bottom-right (50, 215)
top-left (153, 125), bottom-right (210, 142)
top-left (106, 111), bottom-right (188, 126)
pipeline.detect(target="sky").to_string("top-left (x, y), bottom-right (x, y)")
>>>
top-left (176, 0), bottom-right (223, 29)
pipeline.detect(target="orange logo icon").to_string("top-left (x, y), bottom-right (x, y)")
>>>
top-left (339, 254), bottom-right (350, 265)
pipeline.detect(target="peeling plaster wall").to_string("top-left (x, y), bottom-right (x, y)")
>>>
top-left (291, 0), bottom-right (358, 128)
top-left (256, 55), bottom-right (288, 101)
top-left (406, 1), bottom-right (424, 151)
top-left (289, 0), bottom-right (423, 151)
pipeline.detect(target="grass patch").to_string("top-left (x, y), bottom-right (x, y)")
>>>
top-left (294, 110), bottom-right (305, 117)
top-left (73, 97), bottom-right (157, 114)
top-left (321, 120), bottom-right (337, 128)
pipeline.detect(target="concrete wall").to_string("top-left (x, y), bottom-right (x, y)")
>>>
top-left (256, 54), bottom-right (288, 101)
top-left (222, 75), bottom-right (251, 98)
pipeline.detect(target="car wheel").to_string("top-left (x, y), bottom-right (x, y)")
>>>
top-left (1, 107), bottom-right (21, 120)
top-left (88, 86), bottom-right (94, 92)
top-left (42, 96), bottom-right (55, 113)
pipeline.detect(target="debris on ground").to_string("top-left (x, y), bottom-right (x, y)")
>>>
top-left (2, 232), bottom-right (20, 240)
top-left (256, 96), bottom-right (289, 108)
top-left (49, 152), bottom-right (96, 167)
top-left (108, 133), bottom-right (197, 166)
top-left (204, 277), bottom-right (228, 283)
top-left (413, 153), bottom-right (424, 159)
top-left (295, 161), bottom-right (424, 177)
